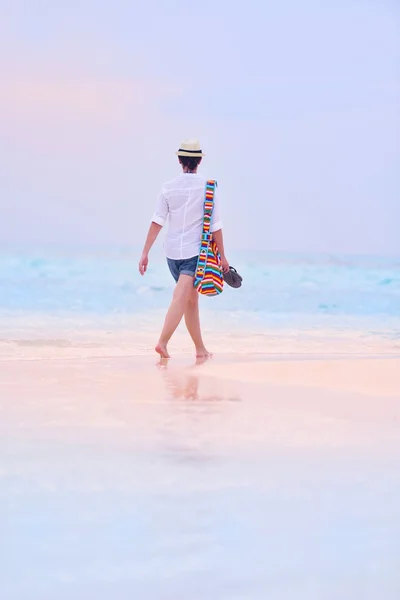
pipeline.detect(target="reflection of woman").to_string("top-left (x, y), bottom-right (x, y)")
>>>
top-left (139, 139), bottom-right (229, 359)
top-left (157, 357), bottom-right (227, 403)
top-left (157, 359), bottom-right (200, 400)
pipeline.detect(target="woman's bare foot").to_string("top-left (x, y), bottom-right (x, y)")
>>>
top-left (155, 342), bottom-right (171, 359)
top-left (195, 347), bottom-right (212, 359)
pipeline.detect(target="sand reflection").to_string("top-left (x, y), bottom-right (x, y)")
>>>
top-left (156, 357), bottom-right (240, 403)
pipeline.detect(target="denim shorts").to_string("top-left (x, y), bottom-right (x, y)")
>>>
top-left (167, 255), bottom-right (198, 283)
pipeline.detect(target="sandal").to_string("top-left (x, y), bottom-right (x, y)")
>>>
top-left (223, 266), bottom-right (243, 288)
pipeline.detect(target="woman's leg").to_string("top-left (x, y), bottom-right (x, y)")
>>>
top-left (156, 275), bottom-right (194, 358)
top-left (184, 286), bottom-right (210, 358)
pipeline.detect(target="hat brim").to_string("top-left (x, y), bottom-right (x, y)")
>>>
top-left (176, 150), bottom-right (205, 157)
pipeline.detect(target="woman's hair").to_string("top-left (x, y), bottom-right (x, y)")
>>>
top-left (179, 156), bottom-right (202, 171)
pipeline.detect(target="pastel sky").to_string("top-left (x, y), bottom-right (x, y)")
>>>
top-left (1, 0), bottom-right (399, 255)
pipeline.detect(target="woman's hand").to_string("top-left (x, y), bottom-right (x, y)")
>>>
top-left (139, 253), bottom-right (149, 275)
top-left (220, 256), bottom-right (230, 274)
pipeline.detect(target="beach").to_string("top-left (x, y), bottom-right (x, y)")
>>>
top-left (1, 248), bottom-right (400, 598)
top-left (2, 337), bottom-right (400, 599)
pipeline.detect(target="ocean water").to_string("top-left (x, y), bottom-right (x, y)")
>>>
top-left (0, 245), bottom-right (399, 342)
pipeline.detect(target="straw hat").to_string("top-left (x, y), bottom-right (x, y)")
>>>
top-left (176, 138), bottom-right (205, 157)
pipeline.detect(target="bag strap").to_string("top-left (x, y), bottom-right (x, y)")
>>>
top-left (196, 180), bottom-right (217, 280)
top-left (202, 180), bottom-right (217, 238)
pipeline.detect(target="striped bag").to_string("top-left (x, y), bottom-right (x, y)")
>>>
top-left (194, 180), bottom-right (224, 296)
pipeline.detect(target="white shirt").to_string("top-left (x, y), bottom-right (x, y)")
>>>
top-left (152, 173), bottom-right (223, 260)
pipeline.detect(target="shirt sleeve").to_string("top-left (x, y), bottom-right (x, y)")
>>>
top-left (210, 184), bottom-right (223, 232)
top-left (152, 187), bottom-right (169, 226)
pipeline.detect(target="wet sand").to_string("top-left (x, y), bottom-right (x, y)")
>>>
top-left (200, 356), bottom-right (400, 397)
top-left (1, 351), bottom-right (400, 599)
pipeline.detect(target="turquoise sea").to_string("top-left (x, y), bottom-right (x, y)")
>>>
top-left (1, 245), bottom-right (399, 336)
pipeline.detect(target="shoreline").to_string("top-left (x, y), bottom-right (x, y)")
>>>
top-left (1, 327), bottom-right (399, 362)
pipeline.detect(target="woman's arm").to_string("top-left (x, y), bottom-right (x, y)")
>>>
top-left (139, 222), bottom-right (162, 275)
top-left (139, 185), bottom-right (168, 276)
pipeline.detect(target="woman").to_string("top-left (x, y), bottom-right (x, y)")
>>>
top-left (138, 139), bottom-right (229, 358)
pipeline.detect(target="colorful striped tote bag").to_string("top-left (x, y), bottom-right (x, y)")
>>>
top-left (194, 180), bottom-right (224, 297)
